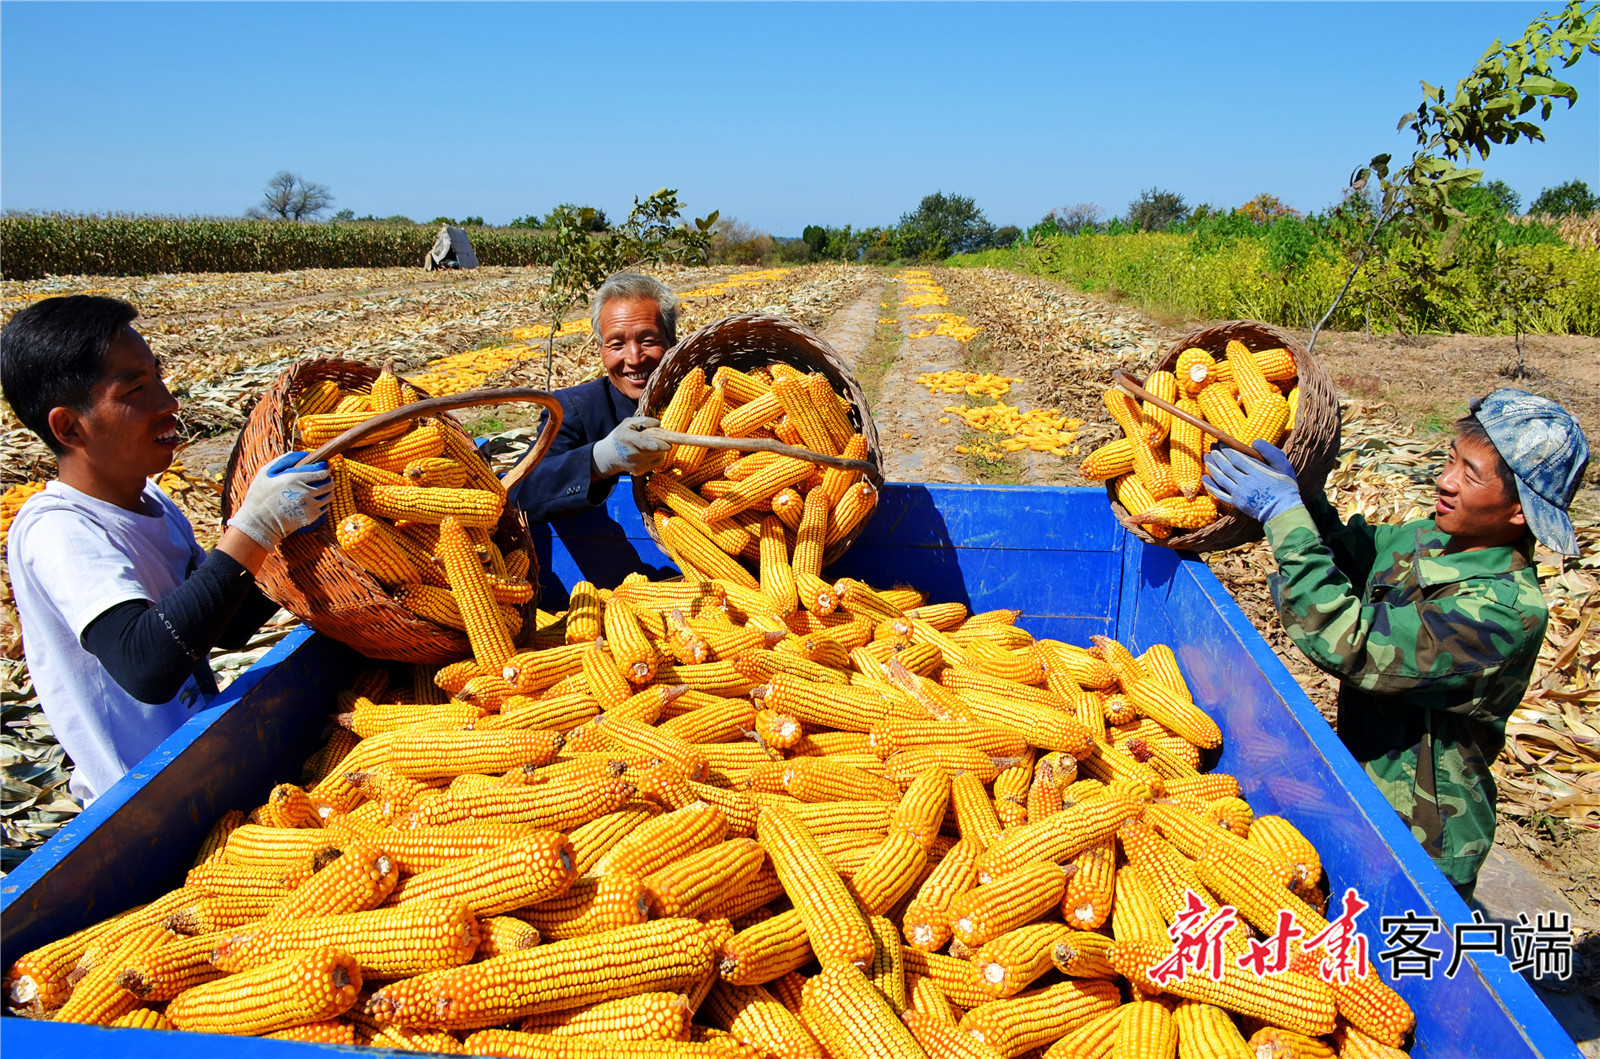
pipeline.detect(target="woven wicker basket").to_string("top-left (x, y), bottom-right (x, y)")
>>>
top-left (222, 359), bottom-right (555, 664)
top-left (632, 313), bottom-right (885, 567)
top-left (1108, 320), bottom-right (1341, 553)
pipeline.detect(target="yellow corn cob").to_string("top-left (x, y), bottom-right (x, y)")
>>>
top-left (976, 791), bottom-right (1144, 880)
top-left (404, 454), bottom-right (470, 488)
top-left (168, 944), bottom-right (363, 1034)
top-left (766, 377), bottom-right (836, 457)
top-left (592, 801), bottom-right (727, 879)
top-left (1168, 397), bottom-right (1211, 500)
top-left (661, 516), bottom-right (761, 590)
top-left (1162, 773), bottom-right (1241, 802)
top-left (642, 837), bottom-right (765, 918)
top-left (515, 874), bottom-right (650, 940)
top-left (296, 379), bottom-right (343, 416)
top-left (437, 517), bottom-right (517, 666)
top-left (1109, 867), bottom-right (1168, 946)
top-left (500, 642), bottom-right (589, 692)
top-left (1196, 384), bottom-right (1251, 442)
top-left (1124, 676), bottom-right (1221, 749)
top-left (991, 760), bottom-right (1032, 826)
top-left (1112, 474), bottom-right (1171, 538)
top-left (353, 421), bottom-right (447, 475)
top-left (1285, 386), bottom-right (1300, 431)
top-left (1204, 796), bottom-right (1253, 836)
top-left (1167, 1000), bottom-right (1252, 1059)
top-left (222, 824), bottom-right (343, 872)
top-left (1040, 931), bottom-right (1116, 983)
top-left (799, 962), bottom-right (925, 1059)
top-left (721, 387), bottom-right (785, 438)
top-left (971, 923), bottom-right (1076, 999)
top-left (789, 486), bottom-right (828, 581)
top-left (947, 861), bottom-right (1068, 947)
top-left (958, 978), bottom-right (1122, 1058)
top-left (1147, 805), bottom-right (1293, 888)
top-left (648, 474), bottom-right (758, 555)
top-left (1041, 1007), bottom-right (1124, 1059)
top-left (387, 832), bottom-right (575, 915)
top-left (1246, 816), bottom-right (1323, 894)
top-left (364, 485), bottom-right (503, 527)
top-left (107, 1008), bottom-right (176, 1030)
top-left (826, 480), bottom-right (878, 546)
top-left (1114, 999), bottom-right (1179, 1059)
top-left (703, 979), bottom-right (824, 1059)
top-left (1111, 940), bottom-right (1336, 1037)
top-left (781, 757), bottom-right (898, 802)
top-left (601, 597), bottom-right (658, 684)
top-left (366, 918), bottom-right (714, 1029)
top-left (1061, 837), bottom-right (1116, 929)
top-left (476, 915), bottom-right (543, 959)
top-left (906, 974), bottom-right (961, 1027)
top-left (1243, 1027), bottom-right (1336, 1059)
top-left (815, 436), bottom-right (869, 510)
top-left (661, 369), bottom-right (710, 433)
top-left (770, 487), bottom-right (806, 531)
top-left (345, 700), bottom-right (485, 738)
top-left (719, 909), bottom-right (812, 986)
top-left (210, 899), bottom-right (480, 977)
top-left (263, 1020), bottom-right (357, 1044)
top-left (395, 584), bottom-right (522, 637)
top-left (300, 410), bottom-right (410, 447)
top-left (713, 366), bottom-right (771, 406)
top-left (838, 830), bottom-right (925, 915)
top-left (51, 924), bottom-right (169, 1025)
top-left (756, 805), bottom-right (874, 968)
top-left (328, 456), bottom-right (359, 525)
top-left (702, 457), bottom-right (813, 522)
top-left (667, 388), bottom-right (728, 474)
top-left (1334, 1024), bottom-right (1413, 1059)
top-left (517, 990), bottom-right (692, 1041)
top-left (255, 781), bottom-right (318, 829)
top-left (1106, 388), bottom-right (1179, 500)
top-left (752, 514), bottom-right (802, 617)
top-left (1027, 759), bottom-right (1066, 823)
top-left (900, 946), bottom-right (994, 1008)
top-left (337, 513), bottom-right (427, 585)
top-left (1079, 437), bottom-right (1138, 480)
top-left (415, 775), bottom-right (635, 831)
top-left (1076, 738), bottom-right (1164, 795)
top-left (268, 843), bottom-right (397, 920)
top-left (383, 728), bottom-right (564, 780)
top-left (1141, 369), bottom-right (1179, 442)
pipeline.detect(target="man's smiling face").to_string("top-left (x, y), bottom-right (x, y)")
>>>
top-left (597, 297), bottom-right (667, 401)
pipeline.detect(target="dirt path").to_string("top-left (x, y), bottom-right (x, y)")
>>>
top-left (871, 272), bottom-right (975, 483)
top-left (817, 278), bottom-right (889, 369)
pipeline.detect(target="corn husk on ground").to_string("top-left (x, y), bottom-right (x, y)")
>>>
top-left (5, 563), bottom-right (1420, 1056)
top-left (1081, 339), bottom-right (1301, 538)
top-left (641, 364), bottom-right (879, 585)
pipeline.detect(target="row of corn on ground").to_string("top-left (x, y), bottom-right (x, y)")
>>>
top-left (640, 362), bottom-right (879, 583)
top-left (1079, 340), bottom-right (1302, 537)
top-left (291, 369), bottom-right (539, 642)
top-left (5, 551), bottom-right (1418, 1057)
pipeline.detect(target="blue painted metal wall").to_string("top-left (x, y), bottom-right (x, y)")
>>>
top-left (1, 485), bottom-right (1577, 1058)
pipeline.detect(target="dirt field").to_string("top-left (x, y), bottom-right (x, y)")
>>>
top-left (1, 262), bottom-right (1596, 1037)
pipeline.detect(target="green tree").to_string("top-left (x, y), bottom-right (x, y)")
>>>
top-left (1126, 188), bottom-right (1189, 232)
top-left (801, 225), bottom-right (828, 257)
top-left (1475, 179), bottom-right (1522, 213)
top-left (1311, 0), bottom-right (1599, 349)
top-left (899, 192), bottom-right (995, 257)
top-left (537, 189), bottom-right (717, 387)
top-left (1530, 178), bottom-right (1599, 215)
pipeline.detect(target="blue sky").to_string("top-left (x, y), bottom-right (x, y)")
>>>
top-left (2, 2), bottom-right (1595, 235)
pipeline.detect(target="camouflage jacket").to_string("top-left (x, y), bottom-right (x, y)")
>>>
top-left (1264, 495), bottom-right (1547, 887)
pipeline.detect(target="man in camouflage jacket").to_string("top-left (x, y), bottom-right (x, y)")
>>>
top-left (1205, 389), bottom-right (1589, 900)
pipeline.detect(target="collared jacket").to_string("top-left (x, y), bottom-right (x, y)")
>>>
top-left (1264, 494), bottom-right (1547, 887)
top-left (508, 377), bottom-right (636, 524)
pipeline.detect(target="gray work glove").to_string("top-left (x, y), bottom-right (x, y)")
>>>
top-left (1203, 441), bottom-right (1303, 524)
top-left (592, 416), bottom-right (670, 479)
top-left (230, 452), bottom-right (333, 549)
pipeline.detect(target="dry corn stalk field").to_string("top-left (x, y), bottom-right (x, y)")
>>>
top-left (0, 262), bottom-right (1597, 1035)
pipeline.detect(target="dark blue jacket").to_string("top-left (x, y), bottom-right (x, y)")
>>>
top-left (509, 377), bottom-right (637, 524)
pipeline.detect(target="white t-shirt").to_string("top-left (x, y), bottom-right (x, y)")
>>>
top-left (8, 480), bottom-right (211, 804)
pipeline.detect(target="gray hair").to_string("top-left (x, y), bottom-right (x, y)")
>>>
top-left (589, 272), bottom-right (679, 346)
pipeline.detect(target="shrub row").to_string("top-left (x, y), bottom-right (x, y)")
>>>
top-left (0, 215), bottom-right (558, 280)
top-left (955, 234), bottom-right (1600, 337)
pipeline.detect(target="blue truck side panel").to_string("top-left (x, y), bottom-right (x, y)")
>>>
top-left (2, 485), bottom-right (1577, 1058)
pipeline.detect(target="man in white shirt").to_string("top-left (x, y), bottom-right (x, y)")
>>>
top-left (2, 296), bottom-right (332, 803)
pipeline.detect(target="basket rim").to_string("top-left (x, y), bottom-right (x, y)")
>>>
top-left (629, 313), bottom-right (885, 568)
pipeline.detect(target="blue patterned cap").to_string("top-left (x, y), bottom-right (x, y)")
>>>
top-left (1469, 389), bottom-right (1590, 555)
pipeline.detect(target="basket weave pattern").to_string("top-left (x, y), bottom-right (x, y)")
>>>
top-left (1108, 320), bottom-right (1341, 553)
top-left (222, 359), bottom-right (538, 664)
top-left (632, 314), bottom-right (885, 567)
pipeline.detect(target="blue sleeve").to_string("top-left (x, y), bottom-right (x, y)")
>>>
top-left (509, 407), bottom-right (618, 523)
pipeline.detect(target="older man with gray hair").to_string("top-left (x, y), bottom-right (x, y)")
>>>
top-left (509, 272), bottom-right (678, 524)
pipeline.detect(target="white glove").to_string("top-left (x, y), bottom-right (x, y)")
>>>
top-left (230, 452), bottom-right (333, 549)
top-left (592, 417), bottom-right (671, 479)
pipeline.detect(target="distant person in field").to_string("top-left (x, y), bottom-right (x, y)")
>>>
top-left (2, 296), bottom-right (332, 804)
top-left (1204, 391), bottom-right (1589, 902)
top-left (508, 272), bottom-right (675, 524)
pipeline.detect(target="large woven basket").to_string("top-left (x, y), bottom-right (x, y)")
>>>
top-left (223, 359), bottom-right (547, 664)
top-left (1109, 320), bottom-right (1341, 553)
top-left (632, 313), bottom-right (885, 567)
